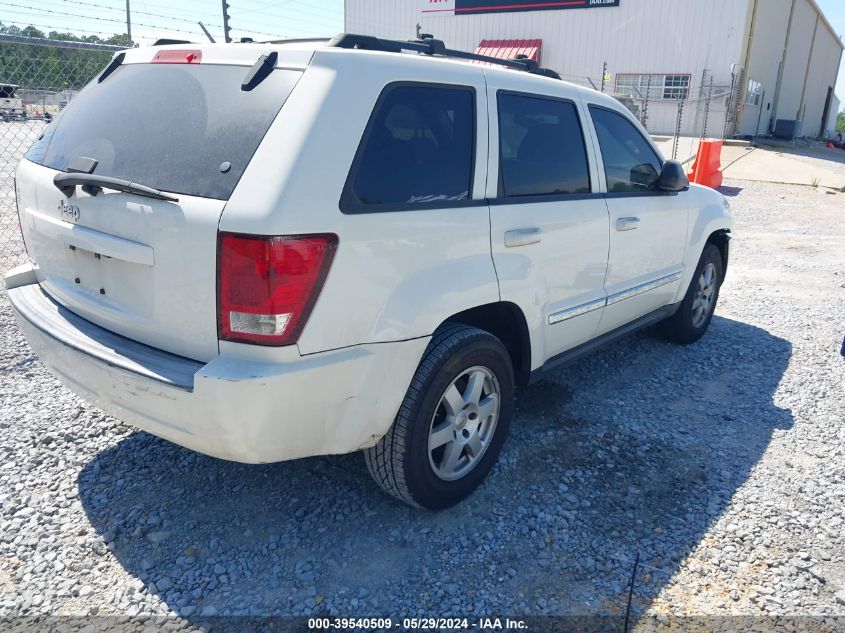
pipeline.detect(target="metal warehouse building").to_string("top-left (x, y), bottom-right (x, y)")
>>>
top-left (345, 0), bottom-right (843, 138)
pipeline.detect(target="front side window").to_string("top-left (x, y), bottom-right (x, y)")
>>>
top-left (497, 92), bottom-right (590, 198)
top-left (344, 84), bottom-right (475, 210)
top-left (589, 106), bottom-right (663, 193)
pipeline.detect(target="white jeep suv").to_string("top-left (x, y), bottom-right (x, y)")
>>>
top-left (7, 34), bottom-right (732, 509)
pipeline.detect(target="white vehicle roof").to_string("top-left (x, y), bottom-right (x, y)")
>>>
top-left (115, 33), bottom-right (611, 104)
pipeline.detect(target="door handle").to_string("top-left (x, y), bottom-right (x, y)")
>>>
top-left (616, 217), bottom-right (640, 231)
top-left (504, 228), bottom-right (542, 248)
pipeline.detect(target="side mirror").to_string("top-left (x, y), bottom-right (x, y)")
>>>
top-left (657, 160), bottom-right (689, 192)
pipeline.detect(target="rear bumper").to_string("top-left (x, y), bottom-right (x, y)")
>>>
top-left (8, 274), bottom-right (428, 463)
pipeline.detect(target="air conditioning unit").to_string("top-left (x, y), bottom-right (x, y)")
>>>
top-left (774, 119), bottom-right (801, 139)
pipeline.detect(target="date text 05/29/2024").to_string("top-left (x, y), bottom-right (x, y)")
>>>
top-left (308, 617), bottom-right (529, 630)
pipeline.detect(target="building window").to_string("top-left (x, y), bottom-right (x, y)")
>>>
top-left (746, 80), bottom-right (763, 106)
top-left (615, 74), bottom-right (690, 101)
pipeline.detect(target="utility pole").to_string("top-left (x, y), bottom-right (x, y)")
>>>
top-left (600, 61), bottom-right (608, 93)
top-left (125, 0), bottom-right (132, 45)
top-left (222, 0), bottom-right (232, 43)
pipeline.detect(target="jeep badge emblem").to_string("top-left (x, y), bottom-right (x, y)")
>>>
top-left (58, 199), bottom-right (80, 223)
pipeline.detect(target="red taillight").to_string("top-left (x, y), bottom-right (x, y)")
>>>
top-left (217, 233), bottom-right (338, 346)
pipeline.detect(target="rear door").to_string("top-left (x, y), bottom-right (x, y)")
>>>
top-left (585, 104), bottom-right (688, 335)
top-left (17, 56), bottom-right (302, 361)
top-left (486, 78), bottom-right (610, 366)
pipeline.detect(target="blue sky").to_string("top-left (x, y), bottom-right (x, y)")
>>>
top-left (5, 0), bottom-right (843, 109)
top-left (1, 0), bottom-right (345, 44)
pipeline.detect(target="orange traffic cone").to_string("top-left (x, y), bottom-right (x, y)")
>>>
top-left (688, 139), bottom-right (723, 189)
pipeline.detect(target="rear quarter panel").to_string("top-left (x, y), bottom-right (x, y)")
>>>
top-left (221, 50), bottom-right (500, 356)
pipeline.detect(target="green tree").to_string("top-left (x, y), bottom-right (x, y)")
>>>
top-left (0, 22), bottom-right (121, 90)
top-left (837, 110), bottom-right (845, 133)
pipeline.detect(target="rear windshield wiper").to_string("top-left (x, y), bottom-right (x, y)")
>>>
top-left (53, 173), bottom-right (179, 202)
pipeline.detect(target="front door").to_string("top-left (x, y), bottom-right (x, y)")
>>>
top-left (585, 104), bottom-right (688, 335)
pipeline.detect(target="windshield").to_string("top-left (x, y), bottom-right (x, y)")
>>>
top-left (25, 63), bottom-right (300, 200)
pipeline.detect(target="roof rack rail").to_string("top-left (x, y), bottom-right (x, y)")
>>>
top-left (261, 37), bottom-right (333, 45)
top-left (326, 32), bottom-right (561, 80)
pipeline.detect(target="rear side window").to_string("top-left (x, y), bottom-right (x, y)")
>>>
top-left (589, 106), bottom-right (663, 193)
top-left (497, 92), bottom-right (590, 198)
top-left (25, 63), bottom-right (301, 200)
top-left (342, 83), bottom-right (475, 212)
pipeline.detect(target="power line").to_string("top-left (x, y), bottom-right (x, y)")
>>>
top-left (237, 0), bottom-right (296, 16)
top-left (58, 0), bottom-right (210, 25)
top-left (0, 18), bottom-right (124, 36)
top-left (54, 0), bottom-right (224, 32)
top-left (287, 0), bottom-right (342, 19)
top-left (0, 1), bottom-right (201, 35)
top-left (235, 4), bottom-right (341, 29)
top-left (124, 0), bottom-right (341, 36)
top-left (0, 1), bottom-right (285, 38)
top-left (107, 0), bottom-right (340, 30)
top-left (56, 0), bottom-right (287, 38)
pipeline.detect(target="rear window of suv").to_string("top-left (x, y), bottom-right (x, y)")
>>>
top-left (25, 63), bottom-right (300, 200)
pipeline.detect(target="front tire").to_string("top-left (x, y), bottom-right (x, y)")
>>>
top-left (364, 324), bottom-right (515, 509)
top-left (657, 243), bottom-right (724, 344)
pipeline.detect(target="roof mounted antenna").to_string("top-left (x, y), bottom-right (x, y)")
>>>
top-left (413, 32), bottom-right (446, 56)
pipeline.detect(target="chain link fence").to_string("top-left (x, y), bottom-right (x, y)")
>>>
top-left (554, 65), bottom-right (746, 165)
top-left (0, 35), bottom-right (121, 277)
top-left (609, 71), bottom-right (743, 138)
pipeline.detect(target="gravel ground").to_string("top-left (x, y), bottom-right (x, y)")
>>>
top-left (0, 178), bottom-right (843, 630)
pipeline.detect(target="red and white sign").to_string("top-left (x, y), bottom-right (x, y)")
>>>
top-left (421, 0), bottom-right (457, 14)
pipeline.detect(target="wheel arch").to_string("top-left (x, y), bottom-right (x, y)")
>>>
top-left (441, 301), bottom-right (532, 386)
top-left (706, 229), bottom-right (731, 280)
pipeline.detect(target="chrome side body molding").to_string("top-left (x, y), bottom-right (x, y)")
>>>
top-left (605, 271), bottom-right (683, 306)
top-left (548, 271), bottom-right (683, 325)
top-left (548, 297), bottom-right (605, 325)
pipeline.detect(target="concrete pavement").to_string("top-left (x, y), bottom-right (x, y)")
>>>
top-left (652, 135), bottom-right (845, 190)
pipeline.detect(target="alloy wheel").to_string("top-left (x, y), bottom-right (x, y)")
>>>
top-left (691, 262), bottom-right (718, 328)
top-left (428, 366), bottom-right (500, 481)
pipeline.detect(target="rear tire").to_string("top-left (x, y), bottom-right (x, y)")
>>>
top-left (364, 324), bottom-right (515, 509)
top-left (657, 243), bottom-right (724, 344)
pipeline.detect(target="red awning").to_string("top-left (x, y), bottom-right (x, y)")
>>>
top-left (474, 39), bottom-right (542, 65)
